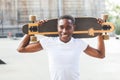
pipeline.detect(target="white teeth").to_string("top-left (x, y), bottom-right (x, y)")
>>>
top-left (62, 35), bottom-right (68, 37)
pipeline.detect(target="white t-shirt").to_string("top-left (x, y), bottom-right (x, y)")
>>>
top-left (39, 36), bottom-right (88, 80)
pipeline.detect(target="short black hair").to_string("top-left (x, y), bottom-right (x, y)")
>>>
top-left (58, 15), bottom-right (75, 24)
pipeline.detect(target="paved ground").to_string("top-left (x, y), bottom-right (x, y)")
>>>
top-left (0, 37), bottom-right (120, 80)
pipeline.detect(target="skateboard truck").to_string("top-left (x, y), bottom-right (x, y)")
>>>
top-left (29, 15), bottom-right (38, 42)
top-left (102, 14), bottom-right (109, 40)
top-left (102, 23), bottom-right (110, 40)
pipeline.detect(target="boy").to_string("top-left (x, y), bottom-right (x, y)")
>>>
top-left (17, 15), bottom-right (105, 80)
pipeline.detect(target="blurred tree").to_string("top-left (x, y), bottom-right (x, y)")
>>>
top-left (106, 0), bottom-right (120, 35)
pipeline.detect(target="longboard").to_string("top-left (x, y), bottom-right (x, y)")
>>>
top-left (22, 17), bottom-right (115, 38)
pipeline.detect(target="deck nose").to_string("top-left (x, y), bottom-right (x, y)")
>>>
top-left (22, 24), bottom-right (28, 34)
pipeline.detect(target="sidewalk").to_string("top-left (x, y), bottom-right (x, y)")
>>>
top-left (0, 37), bottom-right (120, 80)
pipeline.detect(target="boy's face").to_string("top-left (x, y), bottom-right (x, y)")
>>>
top-left (57, 19), bottom-right (75, 43)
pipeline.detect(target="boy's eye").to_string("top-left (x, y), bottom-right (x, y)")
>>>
top-left (59, 25), bottom-right (72, 30)
top-left (66, 26), bottom-right (72, 30)
top-left (60, 26), bottom-right (64, 29)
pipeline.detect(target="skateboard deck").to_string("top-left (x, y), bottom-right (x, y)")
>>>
top-left (22, 17), bottom-right (115, 38)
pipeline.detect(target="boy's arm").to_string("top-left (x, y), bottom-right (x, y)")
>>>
top-left (17, 34), bottom-right (43, 53)
top-left (17, 20), bottom-right (47, 53)
top-left (84, 34), bottom-right (105, 58)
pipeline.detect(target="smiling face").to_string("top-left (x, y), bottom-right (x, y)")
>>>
top-left (57, 19), bottom-right (75, 43)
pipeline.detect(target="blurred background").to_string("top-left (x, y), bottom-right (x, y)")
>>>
top-left (0, 0), bottom-right (119, 38)
top-left (0, 0), bottom-right (120, 80)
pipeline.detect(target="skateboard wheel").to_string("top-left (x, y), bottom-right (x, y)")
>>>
top-left (30, 36), bottom-right (37, 42)
top-left (102, 14), bottom-right (108, 21)
top-left (102, 34), bottom-right (109, 40)
top-left (29, 15), bottom-right (36, 22)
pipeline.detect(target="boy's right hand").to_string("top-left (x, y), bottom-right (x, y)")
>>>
top-left (36, 20), bottom-right (48, 26)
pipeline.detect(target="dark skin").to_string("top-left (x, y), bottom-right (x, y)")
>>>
top-left (17, 18), bottom-right (105, 58)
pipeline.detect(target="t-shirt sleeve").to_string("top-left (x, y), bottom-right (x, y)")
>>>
top-left (79, 39), bottom-right (88, 51)
top-left (39, 36), bottom-right (49, 49)
top-left (38, 36), bottom-right (54, 50)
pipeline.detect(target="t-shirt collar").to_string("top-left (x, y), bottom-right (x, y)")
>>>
top-left (57, 37), bottom-right (74, 44)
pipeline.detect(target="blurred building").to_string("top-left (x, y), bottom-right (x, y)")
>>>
top-left (0, 0), bottom-right (106, 36)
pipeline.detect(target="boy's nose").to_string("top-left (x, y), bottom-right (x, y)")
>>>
top-left (62, 28), bottom-right (67, 33)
